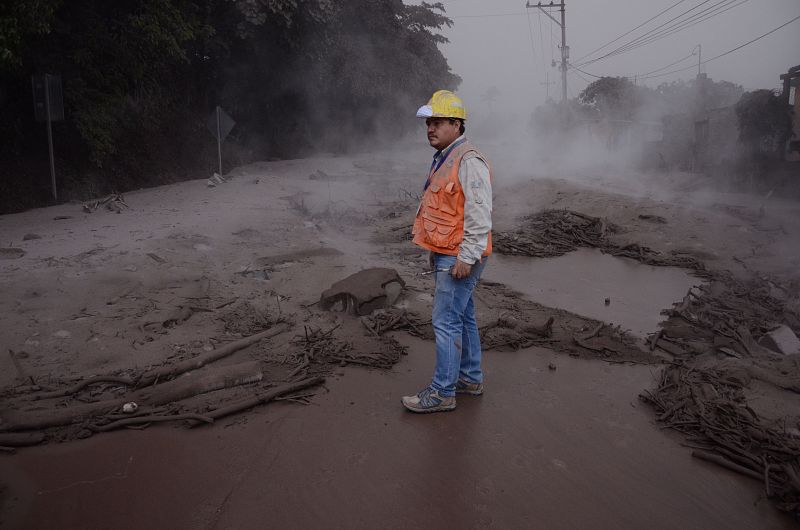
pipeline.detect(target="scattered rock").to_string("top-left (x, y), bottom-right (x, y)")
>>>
top-left (146, 252), bottom-right (166, 264)
top-left (604, 297), bottom-right (611, 306)
top-left (76, 429), bottom-right (93, 439)
top-left (207, 173), bottom-right (225, 187)
top-left (22, 233), bottom-right (41, 241)
top-left (237, 269), bottom-right (270, 281)
top-left (548, 363), bottom-right (557, 371)
top-left (308, 169), bottom-right (330, 180)
top-left (0, 248), bottom-right (25, 259)
top-left (83, 193), bottom-right (127, 213)
top-left (53, 330), bottom-right (72, 339)
top-left (758, 325), bottom-right (800, 355)
top-left (638, 214), bottom-right (667, 224)
top-left (320, 268), bottom-right (405, 316)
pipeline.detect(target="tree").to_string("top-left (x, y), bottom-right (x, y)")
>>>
top-left (480, 86), bottom-right (500, 113)
top-left (0, 0), bottom-right (460, 212)
top-left (579, 76), bottom-right (643, 121)
top-left (735, 89), bottom-right (792, 162)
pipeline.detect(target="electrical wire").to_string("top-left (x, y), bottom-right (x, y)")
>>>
top-left (449, 12), bottom-right (527, 19)
top-left (526, 10), bottom-right (538, 62)
top-left (639, 50), bottom-right (697, 76)
top-left (576, 0), bottom-right (723, 66)
top-left (568, 68), bottom-right (592, 84)
top-left (581, 0), bottom-right (749, 66)
top-left (537, 9), bottom-right (546, 71)
top-left (573, 0), bottom-right (690, 64)
top-left (549, 9), bottom-right (554, 63)
top-left (568, 64), bottom-right (606, 79)
top-left (638, 14), bottom-right (800, 80)
top-left (570, 48), bottom-right (696, 80)
top-left (577, 0), bottom-right (717, 66)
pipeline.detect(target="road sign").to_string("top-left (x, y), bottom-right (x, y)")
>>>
top-left (206, 106), bottom-right (235, 141)
top-left (32, 74), bottom-right (64, 122)
top-left (32, 74), bottom-right (63, 201)
top-left (207, 106), bottom-right (235, 177)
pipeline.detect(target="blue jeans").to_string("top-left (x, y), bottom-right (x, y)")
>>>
top-left (430, 253), bottom-right (488, 397)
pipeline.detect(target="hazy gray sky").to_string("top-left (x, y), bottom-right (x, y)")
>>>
top-left (417, 0), bottom-right (799, 119)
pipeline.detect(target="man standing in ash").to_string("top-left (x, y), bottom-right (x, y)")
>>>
top-left (402, 90), bottom-right (493, 413)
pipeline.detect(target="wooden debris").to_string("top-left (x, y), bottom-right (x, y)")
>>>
top-left (33, 375), bottom-right (133, 401)
top-left (192, 376), bottom-right (325, 426)
top-left (82, 193), bottom-right (128, 213)
top-left (93, 413), bottom-right (214, 433)
top-left (0, 432), bottom-right (46, 447)
top-left (137, 322), bottom-right (289, 386)
top-left (641, 364), bottom-right (800, 513)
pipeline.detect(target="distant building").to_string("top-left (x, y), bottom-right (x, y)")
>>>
top-left (693, 105), bottom-right (738, 170)
top-left (780, 64), bottom-right (800, 162)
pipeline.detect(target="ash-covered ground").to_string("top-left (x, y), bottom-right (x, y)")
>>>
top-left (1, 144), bottom-right (798, 528)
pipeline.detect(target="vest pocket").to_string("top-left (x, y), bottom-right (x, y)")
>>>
top-left (422, 213), bottom-right (458, 249)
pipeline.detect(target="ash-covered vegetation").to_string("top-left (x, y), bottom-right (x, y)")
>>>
top-left (529, 74), bottom-right (794, 182)
top-left (0, 0), bottom-right (459, 213)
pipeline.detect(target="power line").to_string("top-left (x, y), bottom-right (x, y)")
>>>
top-left (639, 14), bottom-right (800, 80)
top-left (570, 47), bottom-right (697, 80)
top-left (577, 0), bottom-right (717, 66)
top-left (568, 64), bottom-right (605, 79)
top-left (526, 10), bottom-right (538, 62)
top-left (449, 12), bottom-right (527, 19)
top-left (639, 50), bottom-right (697, 76)
top-left (573, 0), bottom-right (689, 64)
top-left (577, 0), bottom-right (723, 67)
top-left (581, 0), bottom-right (749, 66)
top-left (568, 68), bottom-right (592, 84)
top-left (537, 9), bottom-right (546, 71)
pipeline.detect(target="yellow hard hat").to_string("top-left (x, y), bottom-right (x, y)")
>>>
top-left (416, 90), bottom-right (467, 121)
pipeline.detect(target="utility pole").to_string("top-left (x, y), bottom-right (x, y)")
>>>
top-left (526, 1), bottom-right (568, 104)
top-left (697, 43), bottom-right (702, 75)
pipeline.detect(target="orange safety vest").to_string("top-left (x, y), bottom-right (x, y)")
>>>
top-left (412, 141), bottom-right (492, 257)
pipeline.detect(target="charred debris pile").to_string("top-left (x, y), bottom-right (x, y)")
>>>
top-left (494, 208), bottom-right (800, 515)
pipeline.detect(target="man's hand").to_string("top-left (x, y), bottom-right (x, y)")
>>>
top-left (451, 258), bottom-right (472, 279)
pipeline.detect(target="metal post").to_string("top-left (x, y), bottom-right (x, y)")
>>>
top-left (697, 44), bottom-right (702, 75)
top-left (44, 74), bottom-right (57, 201)
top-left (560, 2), bottom-right (567, 104)
top-left (526, 2), bottom-right (567, 104)
top-left (216, 106), bottom-right (222, 176)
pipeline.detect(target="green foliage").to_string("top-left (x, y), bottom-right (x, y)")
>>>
top-left (655, 78), bottom-right (743, 112)
top-left (579, 76), bottom-right (643, 120)
top-left (0, 0), bottom-right (59, 71)
top-left (1, 0), bottom-right (457, 184)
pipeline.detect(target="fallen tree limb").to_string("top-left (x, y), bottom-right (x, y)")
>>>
top-left (192, 376), bottom-right (325, 426)
top-left (692, 450), bottom-right (763, 481)
top-left (0, 398), bottom-right (128, 432)
top-left (137, 323), bottom-right (288, 386)
top-left (92, 413), bottom-right (214, 433)
top-left (0, 432), bottom-right (45, 447)
top-left (135, 361), bottom-right (263, 405)
top-left (33, 376), bottom-right (134, 401)
top-left (1, 362), bottom-right (263, 432)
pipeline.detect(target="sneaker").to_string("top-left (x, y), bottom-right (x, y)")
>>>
top-left (401, 387), bottom-right (456, 413)
top-left (455, 379), bottom-right (484, 395)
